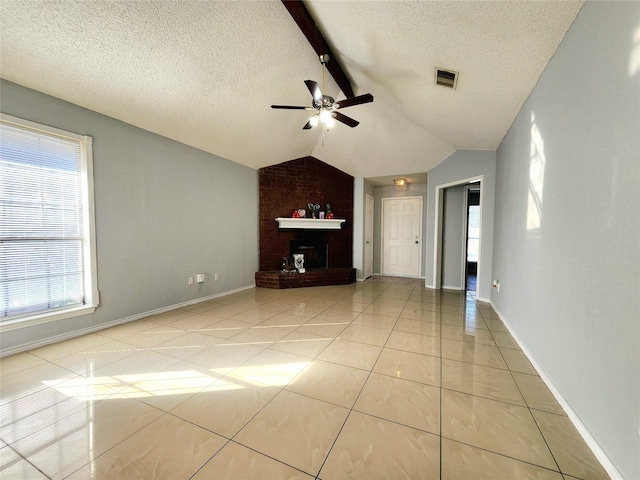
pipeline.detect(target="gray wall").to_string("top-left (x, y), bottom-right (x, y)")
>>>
top-left (491, 2), bottom-right (640, 478)
top-left (425, 150), bottom-right (496, 300)
top-left (441, 186), bottom-right (465, 289)
top-left (1, 80), bottom-right (259, 353)
top-left (373, 183), bottom-right (428, 276)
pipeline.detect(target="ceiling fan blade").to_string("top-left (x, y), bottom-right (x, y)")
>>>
top-left (334, 93), bottom-right (374, 109)
top-left (332, 111), bottom-right (359, 128)
top-left (304, 80), bottom-right (323, 103)
top-left (271, 105), bottom-right (313, 110)
top-left (302, 120), bottom-right (314, 130)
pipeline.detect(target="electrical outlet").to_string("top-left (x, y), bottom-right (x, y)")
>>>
top-left (214, 272), bottom-right (219, 281)
top-left (188, 277), bottom-right (194, 286)
top-left (196, 273), bottom-right (205, 283)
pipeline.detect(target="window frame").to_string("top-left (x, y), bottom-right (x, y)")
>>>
top-left (0, 113), bottom-right (99, 332)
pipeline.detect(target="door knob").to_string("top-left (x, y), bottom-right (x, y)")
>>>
top-left (415, 240), bottom-right (419, 244)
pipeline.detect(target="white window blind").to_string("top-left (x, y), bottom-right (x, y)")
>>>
top-left (0, 115), bottom-right (97, 324)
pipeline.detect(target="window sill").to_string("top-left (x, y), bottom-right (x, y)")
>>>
top-left (0, 305), bottom-right (98, 333)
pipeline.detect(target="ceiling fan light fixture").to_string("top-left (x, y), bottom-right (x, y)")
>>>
top-left (271, 54), bottom-right (373, 130)
top-left (320, 109), bottom-right (332, 123)
top-left (394, 178), bottom-right (406, 186)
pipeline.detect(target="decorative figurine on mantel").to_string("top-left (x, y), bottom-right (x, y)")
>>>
top-left (307, 203), bottom-right (320, 219)
top-left (326, 204), bottom-right (334, 219)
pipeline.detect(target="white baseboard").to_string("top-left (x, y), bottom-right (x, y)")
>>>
top-left (441, 284), bottom-right (464, 291)
top-left (320, 273), bottom-right (428, 282)
top-left (489, 301), bottom-right (623, 480)
top-left (378, 273), bottom-right (423, 279)
top-left (0, 284), bottom-right (255, 358)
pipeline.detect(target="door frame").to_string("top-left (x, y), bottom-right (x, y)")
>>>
top-left (365, 194), bottom-right (374, 279)
top-left (381, 196), bottom-right (423, 278)
top-left (432, 176), bottom-right (483, 291)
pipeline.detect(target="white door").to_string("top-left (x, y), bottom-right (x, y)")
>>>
top-left (365, 195), bottom-right (374, 278)
top-left (382, 197), bottom-right (422, 277)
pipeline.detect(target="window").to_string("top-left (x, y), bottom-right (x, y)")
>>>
top-left (0, 114), bottom-right (98, 330)
top-left (467, 205), bottom-right (480, 263)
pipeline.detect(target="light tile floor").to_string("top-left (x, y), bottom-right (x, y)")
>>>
top-left (0, 277), bottom-right (610, 479)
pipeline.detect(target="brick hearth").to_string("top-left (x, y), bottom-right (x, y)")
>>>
top-left (255, 268), bottom-right (356, 289)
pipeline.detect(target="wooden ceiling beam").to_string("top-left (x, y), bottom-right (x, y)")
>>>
top-left (281, 0), bottom-right (355, 99)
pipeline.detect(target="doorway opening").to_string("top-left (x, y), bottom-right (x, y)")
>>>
top-left (432, 176), bottom-right (483, 298)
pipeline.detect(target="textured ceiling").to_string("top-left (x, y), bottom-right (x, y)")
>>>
top-left (0, 0), bottom-right (583, 182)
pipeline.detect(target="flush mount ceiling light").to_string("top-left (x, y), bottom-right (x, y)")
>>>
top-left (394, 179), bottom-right (406, 186)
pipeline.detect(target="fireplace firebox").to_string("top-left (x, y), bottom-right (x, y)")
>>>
top-left (290, 239), bottom-right (328, 270)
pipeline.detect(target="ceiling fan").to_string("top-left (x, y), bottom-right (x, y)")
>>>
top-left (271, 54), bottom-right (374, 130)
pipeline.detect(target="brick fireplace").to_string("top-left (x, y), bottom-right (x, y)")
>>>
top-left (256, 156), bottom-right (355, 288)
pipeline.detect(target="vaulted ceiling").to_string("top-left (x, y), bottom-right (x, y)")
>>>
top-left (0, 0), bottom-right (583, 184)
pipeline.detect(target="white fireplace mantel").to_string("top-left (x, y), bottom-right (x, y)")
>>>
top-left (276, 217), bottom-right (345, 230)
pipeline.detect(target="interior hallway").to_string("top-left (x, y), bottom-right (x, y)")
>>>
top-left (0, 277), bottom-right (609, 479)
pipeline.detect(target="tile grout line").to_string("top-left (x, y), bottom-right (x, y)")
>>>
top-left (0, 282), bottom-right (379, 478)
top-left (75, 305), bottom-right (287, 478)
top-left (500, 343), bottom-right (564, 475)
top-left (201, 285), bottom-right (386, 480)
top-left (313, 282), bottom-right (408, 479)
top-left (438, 434), bottom-right (573, 476)
top-left (5, 279), bottom-right (582, 479)
top-left (1, 428), bottom-right (53, 479)
top-left (311, 284), bottom-right (389, 478)
top-left (485, 309), bottom-right (565, 476)
top-left (182, 292), bottom-right (343, 480)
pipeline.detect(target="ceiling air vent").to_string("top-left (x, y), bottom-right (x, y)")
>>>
top-left (435, 68), bottom-right (458, 89)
